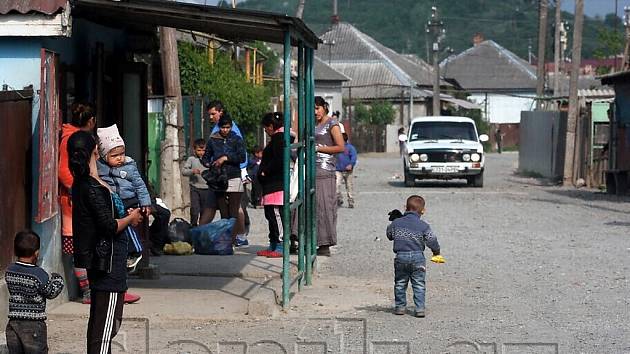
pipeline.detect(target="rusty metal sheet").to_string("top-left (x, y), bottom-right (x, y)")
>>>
top-left (0, 92), bottom-right (32, 271)
top-left (0, 0), bottom-right (67, 15)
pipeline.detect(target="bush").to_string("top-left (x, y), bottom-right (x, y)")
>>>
top-left (178, 42), bottom-right (271, 148)
top-left (353, 101), bottom-right (395, 125)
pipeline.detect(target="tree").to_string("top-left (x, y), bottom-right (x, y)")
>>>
top-left (353, 101), bottom-right (395, 125)
top-left (593, 27), bottom-right (624, 59)
top-left (178, 42), bottom-right (271, 148)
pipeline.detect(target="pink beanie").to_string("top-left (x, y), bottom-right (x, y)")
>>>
top-left (97, 124), bottom-right (125, 158)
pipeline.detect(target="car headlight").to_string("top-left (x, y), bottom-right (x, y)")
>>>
top-left (471, 153), bottom-right (481, 162)
top-left (462, 153), bottom-right (471, 162)
top-left (420, 153), bottom-right (428, 162)
top-left (410, 153), bottom-right (420, 162)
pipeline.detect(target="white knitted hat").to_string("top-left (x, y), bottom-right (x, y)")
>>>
top-left (97, 124), bottom-right (125, 158)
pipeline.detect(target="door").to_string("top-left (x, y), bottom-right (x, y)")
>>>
top-left (0, 90), bottom-right (33, 271)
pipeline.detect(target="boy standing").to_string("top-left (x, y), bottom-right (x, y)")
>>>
top-left (386, 195), bottom-right (440, 317)
top-left (5, 230), bottom-right (64, 353)
top-left (335, 133), bottom-right (357, 208)
top-left (182, 138), bottom-right (209, 226)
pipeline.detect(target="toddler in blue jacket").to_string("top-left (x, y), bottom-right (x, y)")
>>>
top-left (97, 124), bottom-right (149, 271)
top-left (386, 195), bottom-right (441, 317)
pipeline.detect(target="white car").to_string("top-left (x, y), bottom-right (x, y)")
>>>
top-left (401, 116), bottom-right (489, 187)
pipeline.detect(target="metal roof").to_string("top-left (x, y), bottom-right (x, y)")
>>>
top-left (71, 0), bottom-right (320, 47)
top-left (0, 0), bottom-right (67, 15)
top-left (316, 23), bottom-right (444, 91)
top-left (600, 70), bottom-right (630, 85)
top-left (441, 40), bottom-right (537, 91)
top-left (313, 57), bottom-right (349, 82)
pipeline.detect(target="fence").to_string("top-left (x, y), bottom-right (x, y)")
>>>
top-left (350, 123), bottom-right (386, 152)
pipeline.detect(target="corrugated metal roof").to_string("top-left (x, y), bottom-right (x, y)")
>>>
top-left (440, 40), bottom-right (537, 91)
top-left (316, 22), bottom-right (442, 95)
top-left (0, 0), bottom-right (67, 15)
top-left (314, 56), bottom-right (349, 82)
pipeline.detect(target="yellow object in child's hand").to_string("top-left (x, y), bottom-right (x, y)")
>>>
top-left (431, 255), bottom-right (445, 263)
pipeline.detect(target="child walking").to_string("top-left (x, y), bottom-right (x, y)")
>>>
top-left (96, 124), bottom-right (150, 271)
top-left (335, 132), bottom-right (358, 208)
top-left (182, 138), bottom-right (209, 226)
top-left (386, 195), bottom-right (441, 317)
top-left (5, 230), bottom-right (64, 353)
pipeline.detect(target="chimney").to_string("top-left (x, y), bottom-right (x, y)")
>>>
top-left (473, 32), bottom-right (484, 46)
top-left (331, 0), bottom-right (339, 24)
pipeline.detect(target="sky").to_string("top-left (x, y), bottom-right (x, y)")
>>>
top-left (561, 0), bottom-right (630, 17)
top-left (182, 0), bottom-right (630, 18)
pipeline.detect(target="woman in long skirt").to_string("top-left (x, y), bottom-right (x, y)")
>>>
top-left (314, 96), bottom-right (345, 256)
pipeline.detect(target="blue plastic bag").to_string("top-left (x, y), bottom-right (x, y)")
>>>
top-left (189, 218), bottom-right (235, 255)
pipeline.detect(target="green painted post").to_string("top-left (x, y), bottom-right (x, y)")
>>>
top-left (282, 30), bottom-right (292, 309)
top-left (297, 41), bottom-right (306, 291)
top-left (308, 48), bottom-right (318, 262)
top-left (304, 46), bottom-right (314, 286)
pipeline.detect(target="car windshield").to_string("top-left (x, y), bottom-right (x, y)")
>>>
top-left (409, 121), bottom-right (477, 142)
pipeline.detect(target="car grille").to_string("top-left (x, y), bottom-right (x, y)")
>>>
top-left (412, 150), bottom-right (479, 163)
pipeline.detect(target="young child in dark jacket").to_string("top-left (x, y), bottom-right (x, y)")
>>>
top-left (386, 195), bottom-right (440, 317)
top-left (5, 230), bottom-right (64, 354)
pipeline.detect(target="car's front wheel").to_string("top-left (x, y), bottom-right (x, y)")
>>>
top-left (467, 173), bottom-right (483, 187)
top-left (404, 168), bottom-right (415, 187)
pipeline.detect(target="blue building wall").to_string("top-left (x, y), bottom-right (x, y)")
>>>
top-left (0, 18), bottom-right (128, 282)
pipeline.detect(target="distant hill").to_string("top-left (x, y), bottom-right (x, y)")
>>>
top-left (238, 0), bottom-right (620, 62)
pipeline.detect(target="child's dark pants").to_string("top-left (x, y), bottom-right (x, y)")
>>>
top-left (6, 319), bottom-right (49, 353)
top-left (190, 186), bottom-right (208, 226)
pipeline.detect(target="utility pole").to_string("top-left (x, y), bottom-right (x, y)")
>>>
top-left (563, 0), bottom-right (584, 187)
top-left (623, 6), bottom-right (630, 70)
top-left (426, 6), bottom-right (445, 116)
top-left (159, 26), bottom-right (186, 216)
top-left (553, 0), bottom-right (561, 97)
top-left (536, 0), bottom-right (548, 110)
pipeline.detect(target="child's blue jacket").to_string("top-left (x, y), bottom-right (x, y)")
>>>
top-left (97, 157), bottom-right (151, 206)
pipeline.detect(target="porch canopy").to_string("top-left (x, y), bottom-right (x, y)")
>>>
top-left (72, 0), bottom-right (320, 47)
top-left (73, 0), bottom-right (320, 309)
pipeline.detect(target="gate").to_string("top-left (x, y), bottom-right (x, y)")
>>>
top-left (0, 90), bottom-right (33, 271)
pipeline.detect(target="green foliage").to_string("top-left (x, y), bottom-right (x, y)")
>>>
top-left (353, 103), bottom-right (370, 124)
top-left (353, 101), bottom-right (395, 125)
top-left (593, 27), bottom-right (624, 59)
top-left (240, 0), bottom-right (621, 59)
top-left (178, 42), bottom-right (271, 148)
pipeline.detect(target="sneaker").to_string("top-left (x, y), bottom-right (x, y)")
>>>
top-left (234, 236), bottom-right (249, 248)
top-left (127, 254), bottom-right (142, 270)
top-left (394, 307), bottom-right (406, 315)
top-left (337, 199), bottom-right (344, 206)
top-left (81, 293), bottom-right (91, 305)
top-left (266, 247), bottom-right (283, 258)
top-left (348, 203), bottom-right (355, 209)
top-left (414, 309), bottom-right (425, 318)
top-left (124, 292), bottom-right (141, 304)
top-left (256, 249), bottom-right (273, 256)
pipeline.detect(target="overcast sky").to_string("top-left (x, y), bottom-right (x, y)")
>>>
top-left (561, 0), bottom-right (630, 17)
top-left (181, 0), bottom-right (630, 18)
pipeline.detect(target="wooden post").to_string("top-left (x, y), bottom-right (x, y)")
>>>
top-left (245, 49), bottom-right (251, 82)
top-left (159, 26), bottom-right (186, 216)
top-left (563, 0), bottom-right (584, 186)
top-left (536, 0), bottom-right (548, 110)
